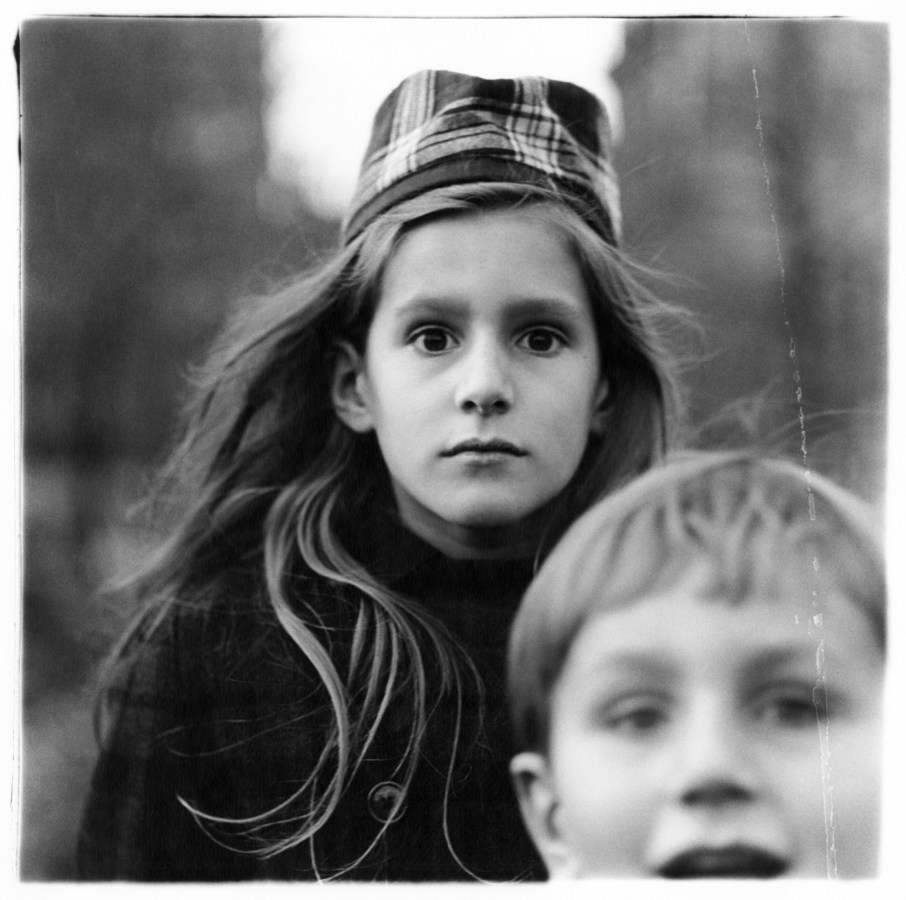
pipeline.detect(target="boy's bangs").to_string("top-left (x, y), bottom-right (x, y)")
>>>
top-left (558, 462), bottom-right (882, 636)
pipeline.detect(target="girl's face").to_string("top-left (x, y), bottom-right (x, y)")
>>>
top-left (337, 207), bottom-right (608, 557)
top-left (514, 586), bottom-right (883, 878)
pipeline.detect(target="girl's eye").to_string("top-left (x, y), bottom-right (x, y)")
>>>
top-left (517, 328), bottom-right (566, 354)
top-left (411, 327), bottom-right (456, 354)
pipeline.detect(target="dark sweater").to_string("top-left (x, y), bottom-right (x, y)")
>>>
top-left (76, 521), bottom-right (545, 882)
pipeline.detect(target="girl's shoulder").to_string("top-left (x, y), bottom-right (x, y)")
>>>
top-left (103, 564), bottom-right (351, 728)
top-left (84, 568), bottom-right (349, 877)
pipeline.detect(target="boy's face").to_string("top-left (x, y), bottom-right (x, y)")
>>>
top-left (512, 585), bottom-right (883, 878)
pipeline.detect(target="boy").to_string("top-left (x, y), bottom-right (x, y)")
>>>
top-left (508, 452), bottom-right (884, 878)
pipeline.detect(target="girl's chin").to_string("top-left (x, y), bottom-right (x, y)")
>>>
top-left (391, 482), bottom-right (564, 556)
top-left (400, 502), bottom-right (549, 558)
top-left (436, 498), bottom-right (553, 535)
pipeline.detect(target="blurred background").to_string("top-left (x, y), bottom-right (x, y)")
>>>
top-left (19, 16), bottom-right (888, 880)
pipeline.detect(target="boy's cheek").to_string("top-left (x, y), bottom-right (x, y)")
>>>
top-left (771, 716), bottom-right (882, 877)
top-left (550, 745), bottom-right (654, 876)
top-left (822, 721), bottom-right (883, 877)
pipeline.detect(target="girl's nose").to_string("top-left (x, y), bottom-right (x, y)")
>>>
top-left (666, 706), bottom-right (759, 809)
top-left (454, 340), bottom-right (514, 415)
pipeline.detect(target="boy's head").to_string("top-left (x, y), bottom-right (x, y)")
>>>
top-left (508, 452), bottom-right (885, 879)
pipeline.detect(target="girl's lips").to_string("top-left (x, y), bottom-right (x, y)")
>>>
top-left (441, 439), bottom-right (527, 457)
top-left (657, 845), bottom-right (788, 878)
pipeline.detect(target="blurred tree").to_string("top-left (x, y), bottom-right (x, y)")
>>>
top-left (613, 19), bottom-right (887, 499)
top-left (20, 17), bottom-right (339, 879)
top-left (23, 18), bottom-right (338, 463)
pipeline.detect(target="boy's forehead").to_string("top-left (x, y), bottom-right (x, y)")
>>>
top-left (569, 587), bottom-right (882, 675)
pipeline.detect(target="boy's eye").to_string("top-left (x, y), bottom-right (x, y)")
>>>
top-left (615, 707), bottom-right (665, 733)
top-left (517, 328), bottom-right (566, 354)
top-left (411, 327), bottom-right (456, 354)
top-left (754, 686), bottom-right (822, 728)
top-left (597, 696), bottom-right (669, 736)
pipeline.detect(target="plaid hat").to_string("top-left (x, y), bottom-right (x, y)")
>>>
top-left (342, 69), bottom-right (621, 245)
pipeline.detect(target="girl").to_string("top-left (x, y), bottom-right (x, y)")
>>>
top-left (77, 69), bottom-right (680, 882)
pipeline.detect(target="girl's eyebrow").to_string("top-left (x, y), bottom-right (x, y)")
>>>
top-left (392, 297), bottom-right (464, 319)
top-left (506, 296), bottom-right (588, 321)
top-left (392, 295), bottom-right (589, 320)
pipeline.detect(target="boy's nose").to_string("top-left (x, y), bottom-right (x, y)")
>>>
top-left (455, 340), bottom-right (514, 415)
top-left (666, 706), bottom-right (758, 808)
top-left (679, 777), bottom-right (753, 807)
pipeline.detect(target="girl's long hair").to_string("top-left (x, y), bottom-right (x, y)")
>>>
top-left (96, 182), bottom-right (682, 876)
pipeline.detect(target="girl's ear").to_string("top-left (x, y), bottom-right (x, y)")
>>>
top-left (510, 752), bottom-right (580, 879)
top-left (589, 377), bottom-right (611, 437)
top-left (331, 342), bottom-right (374, 433)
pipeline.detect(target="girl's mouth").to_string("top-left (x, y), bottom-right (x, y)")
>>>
top-left (442, 439), bottom-right (527, 457)
top-left (657, 845), bottom-right (788, 878)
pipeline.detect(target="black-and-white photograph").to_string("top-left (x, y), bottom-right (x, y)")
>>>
top-left (16, 11), bottom-right (891, 885)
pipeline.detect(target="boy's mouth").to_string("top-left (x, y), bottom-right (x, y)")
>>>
top-left (441, 439), bottom-right (527, 457)
top-left (656, 845), bottom-right (788, 878)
